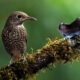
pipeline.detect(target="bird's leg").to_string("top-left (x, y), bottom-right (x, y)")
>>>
top-left (22, 54), bottom-right (26, 62)
top-left (8, 54), bottom-right (26, 66)
top-left (20, 54), bottom-right (26, 62)
top-left (8, 58), bottom-right (13, 66)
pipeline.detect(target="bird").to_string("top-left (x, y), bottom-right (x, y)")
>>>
top-left (59, 18), bottom-right (80, 47)
top-left (1, 11), bottom-right (37, 64)
top-left (59, 18), bottom-right (80, 38)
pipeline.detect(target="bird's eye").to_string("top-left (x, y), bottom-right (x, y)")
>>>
top-left (17, 15), bottom-right (22, 18)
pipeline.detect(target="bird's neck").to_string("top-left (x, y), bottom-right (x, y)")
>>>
top-left (5, 22), bottom-right (24, 29)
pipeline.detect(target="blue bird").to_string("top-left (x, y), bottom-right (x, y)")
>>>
top-left (59, 18), bottom-right (80, 38)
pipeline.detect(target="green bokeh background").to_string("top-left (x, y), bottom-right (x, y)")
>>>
top-left (0, 0), bottom-right (80, 80)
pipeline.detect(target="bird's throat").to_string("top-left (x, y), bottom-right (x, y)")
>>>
top-left (17, 24), bottom-right (24, 28)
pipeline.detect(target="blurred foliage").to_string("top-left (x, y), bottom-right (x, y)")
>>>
top-left (0, 0), bottom-right (80, 80)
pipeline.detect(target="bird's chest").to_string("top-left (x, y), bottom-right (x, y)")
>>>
top-left (3, 26), bottom-right (27, 43)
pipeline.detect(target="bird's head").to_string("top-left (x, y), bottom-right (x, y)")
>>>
top-left (6, 11), bottom-right (37, 26)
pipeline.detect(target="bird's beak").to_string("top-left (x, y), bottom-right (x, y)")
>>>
top-left (25, 16), bottom-right (37, 21)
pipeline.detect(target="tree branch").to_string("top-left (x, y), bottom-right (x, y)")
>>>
top-left (0, 38), bottom-right (80, 80)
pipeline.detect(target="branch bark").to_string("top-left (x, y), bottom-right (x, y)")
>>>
top-left (0, 38), bottom-right (80, 80)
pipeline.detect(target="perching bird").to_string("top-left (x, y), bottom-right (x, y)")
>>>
top-left (2, 11), bottom-right (37, 63)
top-left (59, 18), bottom-right (80, 38)
top-left (59, 18), bottom-right (80, 47)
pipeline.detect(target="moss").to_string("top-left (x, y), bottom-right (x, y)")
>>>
top-left (0, 38), bottom-right (80, 80)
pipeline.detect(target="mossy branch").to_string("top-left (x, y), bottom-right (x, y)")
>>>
top-left (0, 38), bottom-right (80, 80)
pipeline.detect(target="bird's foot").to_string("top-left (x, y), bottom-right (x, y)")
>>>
top-left (8, 56), bottom-right (26, 66)
top-left (23, 56), bottom-right (26, 62)
top-left (20, 56), bottom-right (26, 62)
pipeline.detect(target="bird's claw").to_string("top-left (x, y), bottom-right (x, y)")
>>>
top-left (20, 56), bottom-right (26, 62)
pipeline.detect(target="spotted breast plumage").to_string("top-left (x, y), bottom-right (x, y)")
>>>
top-left (2, 11), bottom-right (37, 63)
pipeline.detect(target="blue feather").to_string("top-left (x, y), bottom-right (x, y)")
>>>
top-left (60, 31), bottom-right (80, 38)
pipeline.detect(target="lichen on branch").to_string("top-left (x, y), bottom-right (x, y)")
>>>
top-left (0, 38), bottom-right (80, 80)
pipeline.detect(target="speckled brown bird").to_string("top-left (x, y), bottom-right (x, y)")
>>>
top-left (2, 11), bottom-right (37, 63)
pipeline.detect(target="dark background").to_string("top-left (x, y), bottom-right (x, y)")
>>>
top-left (0, 0), bottom-right (80, 80)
